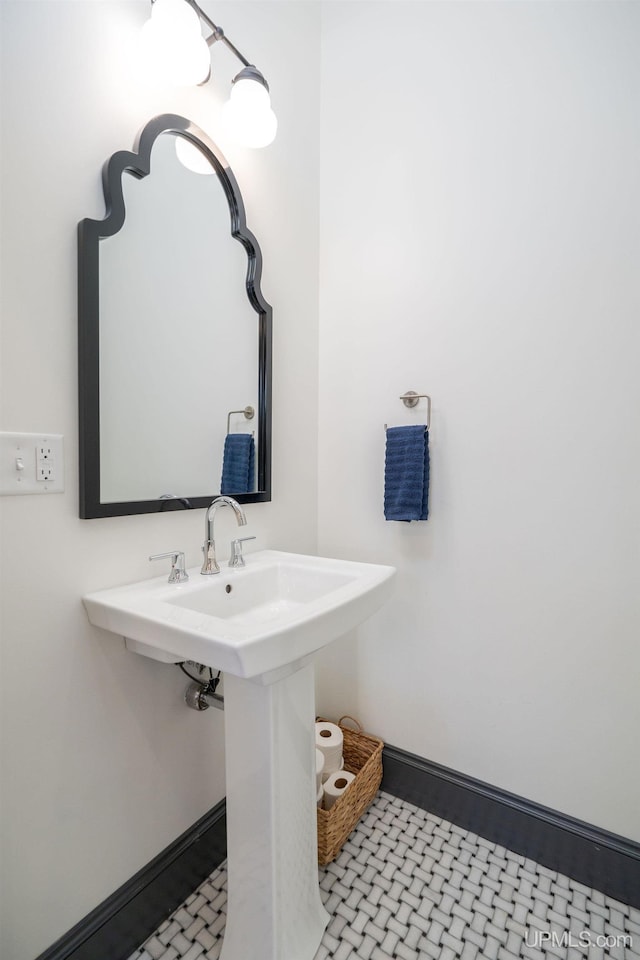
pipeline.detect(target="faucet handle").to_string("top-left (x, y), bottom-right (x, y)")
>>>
top-left (229, 536), bottom-right (256, 568)
top-left (149, 551), bottom-right (189, 583)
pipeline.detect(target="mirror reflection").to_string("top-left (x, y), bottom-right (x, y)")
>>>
top-left (99, 133), bottom-right (258, 503)
top-left (78, 115), bottom-right (272, 518)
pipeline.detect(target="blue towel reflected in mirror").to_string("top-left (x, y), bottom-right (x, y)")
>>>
top-left (384, 425), bottom-right (429, 521)
top-left (221, 433), bottom-right (255, 495)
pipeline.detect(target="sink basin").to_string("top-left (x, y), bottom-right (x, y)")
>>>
top-left (83, 549), bottom-right (396, 680)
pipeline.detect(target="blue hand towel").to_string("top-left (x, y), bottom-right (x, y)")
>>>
top-left (384, 425), bottom-right (429, 521)
top-left (221, 433), bottom-right (255, 495)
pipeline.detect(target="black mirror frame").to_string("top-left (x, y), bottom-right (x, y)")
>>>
top-left (78, 114), bottom-right (272, 518)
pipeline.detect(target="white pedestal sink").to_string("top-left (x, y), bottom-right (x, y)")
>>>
top-left (83, 550), bottom-right (396, 960)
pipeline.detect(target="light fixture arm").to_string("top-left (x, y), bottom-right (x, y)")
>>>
top-left (185, 0), bottom-right (251, 67)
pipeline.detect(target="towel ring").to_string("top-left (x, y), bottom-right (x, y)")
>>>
top-left (385, 391), bottom-right (431, 431)
top-left (226, 405), bottom-right (255, 435)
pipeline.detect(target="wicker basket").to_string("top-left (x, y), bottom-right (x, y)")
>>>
top-left (316, 716), bottom-right (383, 865)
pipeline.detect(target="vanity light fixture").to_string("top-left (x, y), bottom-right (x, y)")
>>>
top-left (141, 0), bottom-right (277, 148)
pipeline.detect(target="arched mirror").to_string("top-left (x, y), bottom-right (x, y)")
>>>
top-left (78, 114), bottom-right (272, 518)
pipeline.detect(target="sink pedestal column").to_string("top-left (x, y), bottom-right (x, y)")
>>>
top-left (220, 661), bottom-right (329, 960)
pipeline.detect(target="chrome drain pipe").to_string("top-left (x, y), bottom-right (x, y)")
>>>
top-left (185, 681), bottom-right (224, 712)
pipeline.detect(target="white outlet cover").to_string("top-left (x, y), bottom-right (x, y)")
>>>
top-left (0, 432), bottom-right (64, 495)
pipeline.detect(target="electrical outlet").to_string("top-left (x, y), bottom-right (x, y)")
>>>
top-left (0, 433), bottom-right (64, 495)
top-left (37, 458), bottom-right (55, 482)
top-left (37, 443), bottom-right (53, 461)
top-left (36, 443), bottom-right (55, 482)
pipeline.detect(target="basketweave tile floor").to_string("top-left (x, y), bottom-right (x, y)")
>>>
top-left (127, 791), bottom-right (640, 960)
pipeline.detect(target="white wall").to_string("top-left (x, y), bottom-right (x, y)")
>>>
top-left (0, 3), bottom-right (320, 959)
top-left (316, 1), bottom-right (640, 842)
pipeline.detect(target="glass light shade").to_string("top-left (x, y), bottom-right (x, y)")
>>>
top-left (222, 78), bottom-right (278, 149)
top-left (151, 0), bottom-right (199, 33)
top-left (140, 0), bottom-right (210, 86)
top-left (229, 77), bottom-right (271, 109)
top-left (175, 136), bottom-right (215, 175)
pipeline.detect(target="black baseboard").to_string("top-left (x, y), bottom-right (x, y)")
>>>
top-left (36, 749), bottom-right (640, 960)
top-left (382, 744), bottom-right (640, 909)
top-left (35, 800), bottom-right (227, 960)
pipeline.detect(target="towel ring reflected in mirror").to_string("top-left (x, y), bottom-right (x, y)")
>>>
top-left (226, 405), bottom-right (255, 435)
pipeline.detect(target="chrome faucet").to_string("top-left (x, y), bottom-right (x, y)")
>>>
top-left (201, 496), bottom-right (247, 575)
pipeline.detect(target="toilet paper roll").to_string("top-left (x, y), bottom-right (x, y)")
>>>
top-left (322, 770), bottom-right (356, 810)
top-left (317, 783), bottom-right (324, 808)
top-left (321, 755), bottom-right (343, 784)
top-left (316, 748), bottom-right (325, 791)
top-left (315, 722), bottom-right (343, 775)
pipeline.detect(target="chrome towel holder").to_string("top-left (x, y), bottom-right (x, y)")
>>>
top-left (226, 405), bottom-right (255, 435)
top-left (385, 390), bottom-right (431, 431)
